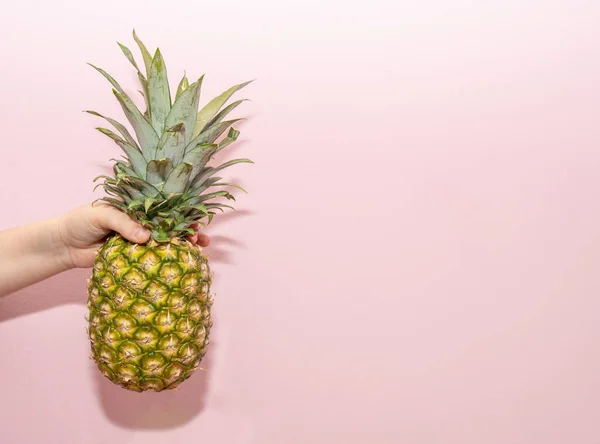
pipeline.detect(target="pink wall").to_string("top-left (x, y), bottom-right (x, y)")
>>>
top-left (1, 1), bottom-right (600, 443)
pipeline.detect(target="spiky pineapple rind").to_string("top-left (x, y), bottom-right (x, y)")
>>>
top-left (88, 234), bottom-right (213, 392)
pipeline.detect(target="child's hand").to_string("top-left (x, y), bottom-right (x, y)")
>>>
top-left (57, 203), bottom-right (210, 269)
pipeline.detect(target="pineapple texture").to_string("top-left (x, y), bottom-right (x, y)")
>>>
top-left (88, 234), bottom-right (213, 392)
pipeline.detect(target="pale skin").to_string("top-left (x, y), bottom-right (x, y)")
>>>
top-left (0, 203), bottom-right (210, 298)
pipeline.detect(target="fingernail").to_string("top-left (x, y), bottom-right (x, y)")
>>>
top-left (135, 227), bottom-right (149, 240)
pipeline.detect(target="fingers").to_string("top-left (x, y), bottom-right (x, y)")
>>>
top-left (92, 205), bottom-right (151, 244)
top-left (187, 223), bottom-right (210, 247)
top-left (92, 203), bottom-right (209, 246)
top-left (196, 231), bottom-right (210, 247)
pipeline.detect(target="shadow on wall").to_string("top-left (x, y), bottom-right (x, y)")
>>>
top-left (0, 207), bottom-right (252, 428)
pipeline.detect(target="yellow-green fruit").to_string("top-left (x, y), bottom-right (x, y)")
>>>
top-left (87, 234), bottom-right (213, 392)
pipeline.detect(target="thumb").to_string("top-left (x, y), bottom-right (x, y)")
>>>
top-left (93, 206), bottom-right (151, 243)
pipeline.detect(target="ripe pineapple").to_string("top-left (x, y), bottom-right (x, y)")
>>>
top-left (85, 30), bottom-right (252, 392)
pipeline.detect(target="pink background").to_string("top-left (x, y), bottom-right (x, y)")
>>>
top-left (1, 1), bottom-right (600, 443)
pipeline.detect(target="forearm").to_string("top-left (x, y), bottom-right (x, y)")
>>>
top-left (0, 217), bottom-right (71, 297)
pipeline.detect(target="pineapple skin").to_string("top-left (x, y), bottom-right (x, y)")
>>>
top-left (87, 233), bottom-right (213, 392)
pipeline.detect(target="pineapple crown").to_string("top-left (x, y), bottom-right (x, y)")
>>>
top-left (87, 29), bottom-right (253, 242)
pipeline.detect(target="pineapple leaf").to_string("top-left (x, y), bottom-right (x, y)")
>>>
top-left (112, 90), bottom-right (159, 159)
top-left (88, 64), bottom-right (126, 95)
top-left (122, 176), bottom-right (161, 198)
top-left (182, 143), bottom-right (218, 178)
top-left (215, 127), bottom-right (240, 154)
top-left (192, 80), bottom-right (254, 138)
top-left (188, 177), bottom-right (225, 196)
top-left (102, 184), bottom-right (128, 199)
top-left (196, 190), bottom-right (236, 202)
top-left (114, 140), bottom-right (147, 178)
top-left (85, 110), bottom-right (139, 149)
top-left (155, 122), bottom-right (186, 164)
top-left (165, 75), bottom-right (203, 147)
top-left (146, 158), bottom-right (174, 185)
top-left (186, 119), bottom-right (244, 154)
top-left (147, 48), bottom-right (171, 134)
top-left (95, 126), bottom-right (123, 143)
top-left (206, 99), bottom-right (248, 129)
top-left (163, 162), bottom-right (193, 194)
top-left (182, 203), bottom-right (208, 214)
top-left (97, 197), bottom-right (128, 210)
top-left (175, 73), bottom-right (190, 100)
top-left (193, 158), bottom-right (254, 185)
top-left (144, 197), bottom-right (157, 212)
top-left (114, 162), bottom-right (137, 177)
top-left (181, 179), bottom-right (219, 203)
top-left (213, 182), bottom-right (248, 193)
top-left (117, 42), bottom-right (142, 76)
top-left (92, 174), bottom-right (114, 183)
top-left (138, 72), bottom-right (150, 116)
top-left (120, 184), bottom-right (146, 201)
top-left (127, 199), bottom-right (145, 211)
top-left (132, 29), bottom-right (153, 76)
top-left (205, 202), bottom-right (235, 212)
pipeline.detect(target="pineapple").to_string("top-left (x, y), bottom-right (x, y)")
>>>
top-left (85, 30), bottom-right (252, 392)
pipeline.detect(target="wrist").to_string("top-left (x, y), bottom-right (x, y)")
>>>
top-left (48, 215), bottom-right (76, 272)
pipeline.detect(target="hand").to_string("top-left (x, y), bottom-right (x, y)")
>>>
top-left (56, 203), bottom-right (210, 269)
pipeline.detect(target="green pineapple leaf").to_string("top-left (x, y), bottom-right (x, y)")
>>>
top-left (132, 29), bottom-right (153, 76)
top-left (120, 184), bottom-right (146, 201)
top-left (122, 176), bottom-right (161, 198)
top-left (212, 181), bottom-right (248, 193)
top-left (85, 110), bottom-right (139, 149)
top-left (206, 99), bottom-right (248, 129)
top-left (95, 126), bottom-right (123, 143)
top-left (112, 89), bottom-right (159, 159)
top-left (215, 127), bottom-right (240, 154)
top-left (92, 174), bottom-right (114, 183)
top-left (117, 42), bottom-right (142, 76)
top-left (205, 202), bottom-right (236, 212)
top-left (182, 143), bottom-right (218, 178)
top-left (155, 122), bottom-right (186, 164)
top-left (114, 162), bottom-right (137, 178)
top-left (175, 73), bottom-right (190, 100)
top-left (187, 118), bottom-right (244, 152)
top-left (163, 162), bottom-right (193, 194)
top-left (88, 64), bottom-right (126, 95)
top-left (97, 197), bottom-right (128, 211)
top-left (165, 75), bottom-right (203, 147)
top-left (196, 190), bottom-right (236, 202)
top-left (144, 197), bottom-right (157, 212)
top-left (94, 128), bottom-right (147, 178)
top-left (137, 72), bottom-right (150, 116)
top-left (193, 158), bottom-right (254, 185)
top-left (146, 158), bottom-right (174, 185)
top-left (181, 203), bottom-right (208, 214)
top-left (115, 141), bottom-right (147, 178)
top-left (147, 48), bottom-right (172, 134)
top-left (192, 80), bottom-right (254, 138)
top-left (102, 184), bottom-right (128, 198)
top-left (181, 179), bottom-right (220, 203)
top-left (127, 199), bottom-right (145, 211)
